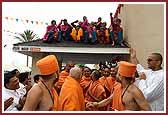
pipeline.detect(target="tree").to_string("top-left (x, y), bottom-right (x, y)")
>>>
top-left (14, 30), bottom-right (39, 66)
top-left (14, 30), bottom-right (39, 42)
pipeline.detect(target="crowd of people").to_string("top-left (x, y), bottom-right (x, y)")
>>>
top-left (42, 13), bottom-right (125, 46)
top-left (3, 48), bottom-right (164, 111)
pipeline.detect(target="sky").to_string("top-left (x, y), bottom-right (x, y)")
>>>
top-left (2, 2), bottom-right (118, 69)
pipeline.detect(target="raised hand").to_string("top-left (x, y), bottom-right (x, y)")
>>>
top-left (130, 48), bottom-right (137, 59)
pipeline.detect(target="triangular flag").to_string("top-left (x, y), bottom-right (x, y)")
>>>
top-left (45, 22), bottom-right (48, 25)
top-left (31, 21), bottom-right (34, 24)
top-left (16, 18), bottom-right (19, 22)
top-left (36, 21), bottom-right (38, 24)
top-left (26, 20), bottom-right (29, 23)
top-left (41, 22), bottom-right (43, 25)
top-left (5, 17), bottom-right (8, 20)
top-left (10, 18), bottom-right (14, 20)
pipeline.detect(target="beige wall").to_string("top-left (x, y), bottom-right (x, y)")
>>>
top-left (31, 53), bottom-right (44, 84)
top-left (119, 4), bottom-right (164, 68)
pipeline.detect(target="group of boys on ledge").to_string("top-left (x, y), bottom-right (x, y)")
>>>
top-left (43, 13), bottom-right (125, 47)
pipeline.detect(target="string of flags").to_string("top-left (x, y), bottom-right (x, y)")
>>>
top-left (3, 29), bottom-right (19, 35)
top-left (4, 16), bottom-right (49, 26)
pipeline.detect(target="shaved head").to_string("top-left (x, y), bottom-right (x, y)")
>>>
top-left (69, 67), bottom-right (82, 81)
top-left (152, 53), bottom-right (163, 65)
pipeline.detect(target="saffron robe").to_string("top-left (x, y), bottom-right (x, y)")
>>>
top-left (59, 76), bottom-right (85, 111)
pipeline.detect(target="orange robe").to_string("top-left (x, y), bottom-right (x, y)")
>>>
top-left (85, 81), bottom-right (106, 111)
top-left (99, 76), bottom-right (115, 97)
top-left (104, 76), bottom-right (116, 95)
top-left (71, 28), bottom-right (77, 42)
top-left (80, 76), bottom-right (92, 96)
top-left (50, 87), bottom-right (60, 111)
top-left (56, 70), bottom-right (69, 89)
top-left (111, 82), bottom-right (125, 111)
top-left (59, 76), bottom-right (85, 111)
top-left (99, 76), bottom-right (106, 86)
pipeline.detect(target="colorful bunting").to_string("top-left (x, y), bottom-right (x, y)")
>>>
top-left (31, 21), bottom-right (34, 24)
top-left (16, 18), bottom-right (19, 22)
top-left (4, 16), bottom-right (49, 26)
top-left (26, 20), bottom-right (29, 23)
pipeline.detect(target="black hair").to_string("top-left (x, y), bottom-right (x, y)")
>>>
top-left (83, 66), bottom-right (91, 72)
top-left (92, 70), bottom-right (101, 80)
top-left (63, 19), bottom-right (67, 22)
top-left (18, 72), bottom-right (29, 83)
top-left (117, 18), bottom-right (121, 23)
top-left (4, 72), bottom-right (15, 88)
top-left (98, 17), bottom-right (102, 20)
top-left (10, 69), bottom-right (19, 75)
top-left (33, 74), bottom-right (40, 83)
top-left (51, 20), bottom-right (56, 24)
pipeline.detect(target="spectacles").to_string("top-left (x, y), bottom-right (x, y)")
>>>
top-left (147, 59), bottom-right (159, 62)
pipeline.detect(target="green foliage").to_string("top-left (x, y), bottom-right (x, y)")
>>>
top-left (14, 30), bottom-right (39, 43)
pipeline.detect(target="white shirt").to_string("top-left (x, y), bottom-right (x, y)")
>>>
top-left (4, 88), bottom-right (21, 111)
top-left (135, 64), bottom-right (164, 111)
top-left (17, 83), bottom-right (27, 98)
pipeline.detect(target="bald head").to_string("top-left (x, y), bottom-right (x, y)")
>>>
top-left (151, 53), bottom-right (163, 65)
top-left (69, 67), bottom-right (82, 81)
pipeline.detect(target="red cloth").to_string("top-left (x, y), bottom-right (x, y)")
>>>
top-left (43, 25), bottom-right (58, 41)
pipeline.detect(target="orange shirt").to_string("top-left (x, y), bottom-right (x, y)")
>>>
top-left (59, 76), bottom-right (85, 111)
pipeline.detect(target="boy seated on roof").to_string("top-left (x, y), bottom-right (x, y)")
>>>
top-left (57, 19), bottom-right (73, 41)
top-left (43, 20), bottom-right (59, 43)
top-left (70, 20), bottom-right (83, 43)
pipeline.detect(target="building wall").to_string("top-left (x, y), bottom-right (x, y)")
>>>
top-left (31, 52), bottom-right (44, 84)
top-left (119, 4), bottom-right (164, 68)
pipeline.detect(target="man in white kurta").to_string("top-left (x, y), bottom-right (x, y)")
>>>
top-left (135, 64), bottom-right (164, 111)
top-left (130, 48), bottom-right (164, 111)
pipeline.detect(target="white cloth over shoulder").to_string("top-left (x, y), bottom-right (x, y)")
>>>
top-left (135, 64), bottom-right (164, 111)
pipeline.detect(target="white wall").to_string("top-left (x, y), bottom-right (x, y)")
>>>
top-left (119, 4), bottom-right (165, 68)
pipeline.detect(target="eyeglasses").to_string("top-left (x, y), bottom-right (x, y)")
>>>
top-left (147, 59), bottom-right (159, 62)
